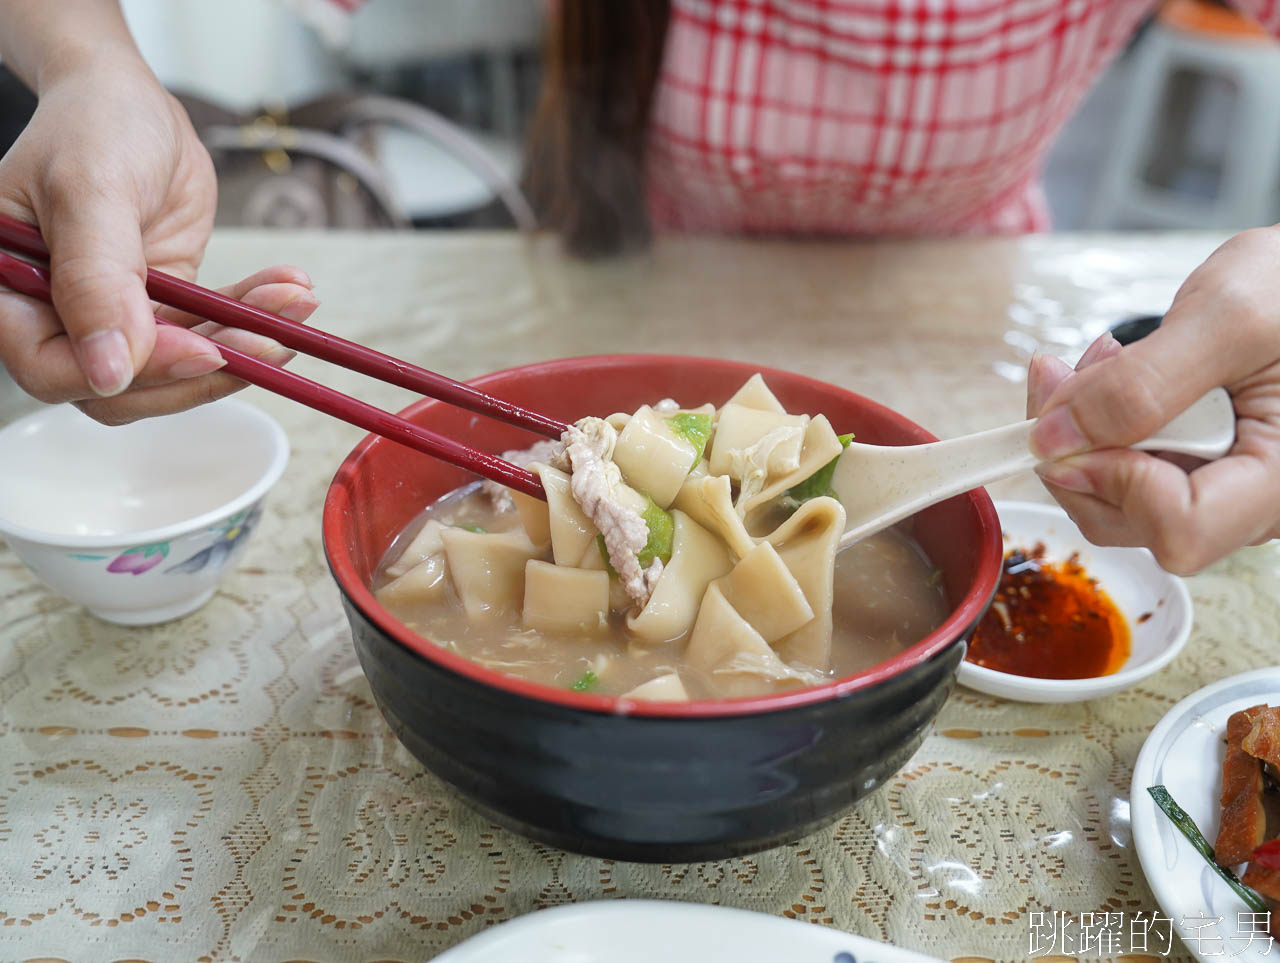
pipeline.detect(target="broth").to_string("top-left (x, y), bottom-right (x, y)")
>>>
top-left (374, 483), bottom-right (948, 700)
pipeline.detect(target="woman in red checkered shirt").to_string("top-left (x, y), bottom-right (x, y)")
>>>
top-left (0, 0), bottom-right (1277, 571)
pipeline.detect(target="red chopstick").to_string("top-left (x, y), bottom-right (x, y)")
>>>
top-left (0, 212), bottom-right (569, 439)
top-left (0, 249), bottom-right (547, 500)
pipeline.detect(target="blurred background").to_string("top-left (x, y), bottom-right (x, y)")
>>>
top-left (1, 0), bottom-right (1279, 233)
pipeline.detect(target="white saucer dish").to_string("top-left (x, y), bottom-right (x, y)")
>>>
top-left (0, 397), bottom-right (288, 625)
top-left (433, 900), bottom-right (943, 963)
top-left (955, 501), bottom-right (1192, 703)
top-left (1130, 667), bottom-right (1280, 962)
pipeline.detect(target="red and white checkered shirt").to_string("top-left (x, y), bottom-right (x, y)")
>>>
top-left (307, 0), bottom-right (1280, 235)
top-left (647, 0), bottom-right (1280, 234)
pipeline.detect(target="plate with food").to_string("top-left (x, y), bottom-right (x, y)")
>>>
top-left (432, 900), bottom-right (943, 963)
top-left (1130, 667), bottom-right (1280, 960)
top-left (956, 501), bottom-right (1193, 703)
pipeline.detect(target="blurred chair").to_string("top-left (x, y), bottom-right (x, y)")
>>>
top-left (1087, 0), bottom-right (1280, 229)
top-left (187, 93), bottom-right (535, 230)
top-left (121, 0), bottom-right (537, 231)
top-left (342, 0), bottom-right (543, 224)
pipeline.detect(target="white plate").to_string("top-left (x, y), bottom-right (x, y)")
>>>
top-left (433, 900), bottom-right (943, 963)
top-left (1131, 667), bottom-right (1280, 962)
top-left (955, 501), bottom-right (1193, 703)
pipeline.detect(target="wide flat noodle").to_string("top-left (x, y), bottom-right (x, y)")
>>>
top-left (376, 553), bottom-right (449, 607)
top-left (627, 511), bottom-right (731, 644)
top-left (764, 495), bottom-right (846, 670)
top-left (741, 414), bottom-right (844, 521)
top-left (510, 489), bottom-right (552, 548)
top-left (386, 520), bottom-right (447, 578)
top-left (715, 541), bottom-right (813, 644)
top-left (622, 672), bottom-right (689, 702)
top-left (724, 373), bottom-right (787, 413)
top-left (522, 560), bottom-right (610, 634)
top-left (612, 405), bottom-right (699, 509)
top-left (707, 403), bottom-right (807, 483)
top-left (686, 585), bottom-right (822, 697)
top-left (440, 529), bottom-right (540, 620)
top-left (671, 473), bottom-right (755, 561)
top-left (532, 463), bottom-right (597, 567)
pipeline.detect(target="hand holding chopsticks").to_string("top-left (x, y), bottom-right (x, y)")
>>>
top-left (0, 213), bottom-right (558, 500)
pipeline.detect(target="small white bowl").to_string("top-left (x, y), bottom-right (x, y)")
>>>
top-left (955, 500), bottom-right (1193, 703)
top-left (0, 398), bottom-right (288, 625)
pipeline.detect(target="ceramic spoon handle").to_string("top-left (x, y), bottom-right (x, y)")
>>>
top-left (833, 387), bottom-right (1236, 547)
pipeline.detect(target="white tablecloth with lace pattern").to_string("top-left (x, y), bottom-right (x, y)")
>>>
top-left (2, 229), bottom-right (1274, 962)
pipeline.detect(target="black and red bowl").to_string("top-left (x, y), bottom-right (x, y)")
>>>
top-left (323, 355), bottom-right (1002, 862)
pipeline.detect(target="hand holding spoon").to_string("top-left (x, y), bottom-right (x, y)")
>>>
top-left (830, 387), bottom-right (1235, 548)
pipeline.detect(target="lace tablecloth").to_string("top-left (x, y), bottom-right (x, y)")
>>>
top-left (2, 230), bottom-right (1276, 963)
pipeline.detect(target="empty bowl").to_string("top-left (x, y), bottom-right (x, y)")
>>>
top-left (323, 355), bottom-right (1002, 861)
top-left (956, 501), bottom-right (1193, 703)
top-left (0, 397), bottom-right (288, 625)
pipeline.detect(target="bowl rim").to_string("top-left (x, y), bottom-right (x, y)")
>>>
top-left (0, 396), bottom-right (290, 548)
top-left (323, 353), bottom-right (1004, 719)
top-left (955, 500), bottom-right (1194, 701)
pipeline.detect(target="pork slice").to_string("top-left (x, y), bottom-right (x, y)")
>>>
top-left (1243, 707), bottom-right (1280, 767)
top-left (563, 418), bottom-right (653, 608)
top-left (1216, 705), bottom-right (1269, 867)
top-left (1243, 862), bottom-right (1280, 902)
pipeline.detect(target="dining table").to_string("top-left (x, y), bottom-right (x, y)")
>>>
top-left (1, 227), bottom-right (1276, 963)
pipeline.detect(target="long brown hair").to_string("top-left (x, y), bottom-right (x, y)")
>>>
top-left (523, 0), bottom-right (672, 258)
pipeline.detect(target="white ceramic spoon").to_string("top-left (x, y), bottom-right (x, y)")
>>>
top-left (830, 387), bottom-right (1236, 548)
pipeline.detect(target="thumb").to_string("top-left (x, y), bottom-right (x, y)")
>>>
top-left (1029, 318), bottom-right (1232, 460)
top-left (41, 190), bottom-right (156, 397)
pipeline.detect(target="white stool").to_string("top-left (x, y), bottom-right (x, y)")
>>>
top-left (1086, 14), bottom-right (1280, 229)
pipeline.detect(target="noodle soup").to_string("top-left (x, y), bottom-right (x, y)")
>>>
top-left (372, 375), bottom-right (948, 701)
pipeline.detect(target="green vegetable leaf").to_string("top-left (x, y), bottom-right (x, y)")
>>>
top-left (785, 432), bottom-right (855, 503)
top-left (666, 412), bottom-right (713, 468)
top-left (570, 670), bottom-right (598, 692)
top-left (1147, 785), bottom-right (1269, 914)
top-left (595, 497), bottom-right (675, 574)
top-left (638, 498), bottom-right (674, 567)
top-left (458, 523), bottom-right (487, 534)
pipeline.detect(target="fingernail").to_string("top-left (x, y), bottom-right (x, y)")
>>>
top-left (262, 347), bottom-right (297, 367)
top-left (279, 294), bottom-right (319, 322)
top-left (1030, 406), bottom-right (1089, 460)
top-left (1036, 461), bottom-right (1094, 495)
top-left (1078, 331), bottom-right (1118, 367)
top-left (210, 328), bottom-right (279, 356)
top-left (168, 352), bottom-right (227, 379)
top-left (79, 329), bottom-right (133, 396)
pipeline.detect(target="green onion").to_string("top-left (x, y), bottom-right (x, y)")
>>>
top-left (570, 671), bottom-right (598, 692)
top-left (665, 412), bottom-right (714, 468)
top-left (785, 432), bottom-right (855, 503)
top-left (1146, 785), bottom-right (1269, 914)
top-left (458, 522), bottom-right (487, 534)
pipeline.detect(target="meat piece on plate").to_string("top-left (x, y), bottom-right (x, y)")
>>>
top-left (1216, 705), bottom-right (1269, 867)
top-left (1243, 706), bottom-right (1280, 768)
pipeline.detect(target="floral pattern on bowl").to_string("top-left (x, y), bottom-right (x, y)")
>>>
top-left (67, 506), bottom-right (262, 577)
